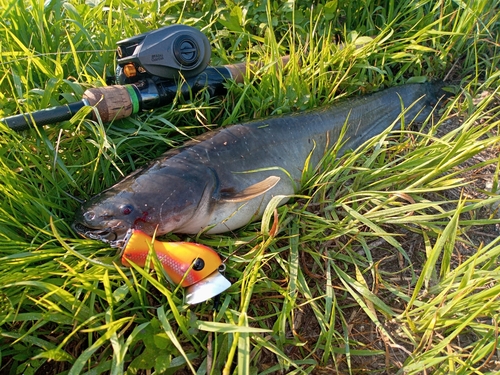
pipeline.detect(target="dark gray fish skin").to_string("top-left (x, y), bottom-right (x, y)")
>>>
top-left (73, 83), bottom-right (441, 244)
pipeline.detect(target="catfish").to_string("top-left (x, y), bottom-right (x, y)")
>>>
top-left (73, 83), bottom-right (442, 246)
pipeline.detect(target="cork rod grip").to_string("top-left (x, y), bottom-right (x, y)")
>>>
top-left (83, 86), bottom-right (135, 123)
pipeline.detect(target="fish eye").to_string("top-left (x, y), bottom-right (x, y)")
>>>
top-left (120, 205), bottom-right (134, 215)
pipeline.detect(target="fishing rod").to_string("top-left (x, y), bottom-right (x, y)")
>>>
top-left (0, 24), bottom-right (287, 132)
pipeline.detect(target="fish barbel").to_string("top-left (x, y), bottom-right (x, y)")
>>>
top-left (73, 83), bottom-right (441, 245)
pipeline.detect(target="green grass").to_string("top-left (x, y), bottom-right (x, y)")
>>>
top-left (1, 0), bottom-right (500, 374)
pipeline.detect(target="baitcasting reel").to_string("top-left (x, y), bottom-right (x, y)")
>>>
top-left (115, 24), bottom-right (212, 84)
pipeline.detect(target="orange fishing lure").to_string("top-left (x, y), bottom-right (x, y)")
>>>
top-left (121, 230), bottom-right (230, 304)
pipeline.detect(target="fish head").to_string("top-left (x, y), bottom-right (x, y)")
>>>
top-left (73, 168), bottom-right (217, 245)
top-left (72, 190), bottom-right (146, 246)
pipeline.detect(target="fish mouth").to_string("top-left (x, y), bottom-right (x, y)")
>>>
top-left (72, 222), bottom-right (125, 247)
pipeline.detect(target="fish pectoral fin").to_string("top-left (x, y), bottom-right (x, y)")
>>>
top-left (220, 176), bottom-right (280, 203)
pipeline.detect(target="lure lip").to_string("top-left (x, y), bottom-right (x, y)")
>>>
top-left (185, 270), bottom-right (231, 305)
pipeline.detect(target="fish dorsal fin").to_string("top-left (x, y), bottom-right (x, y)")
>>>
top-left (220, 176), bottom-right (280, 203)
